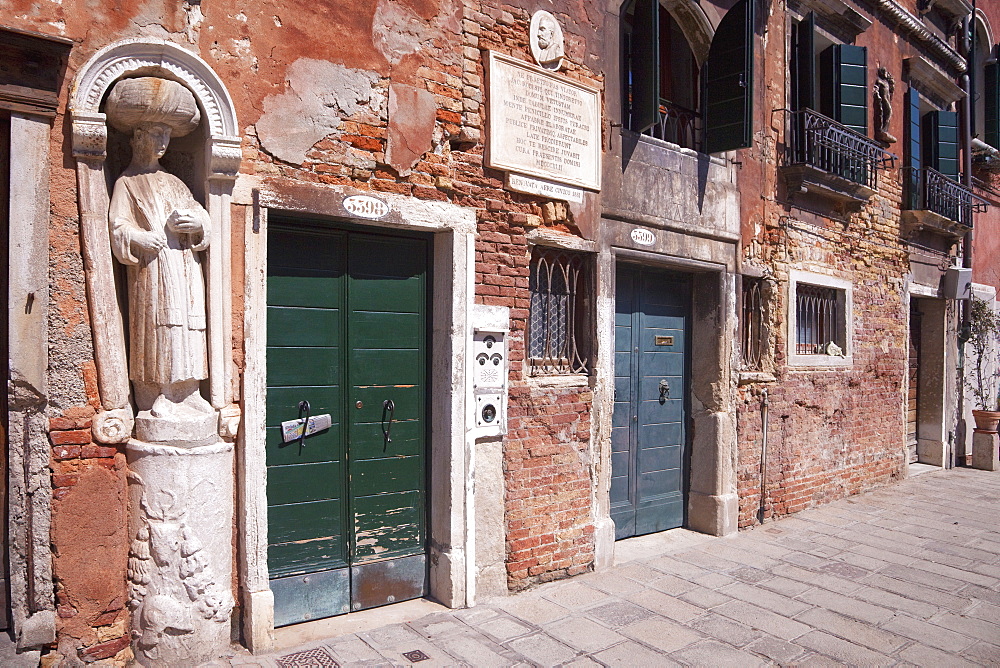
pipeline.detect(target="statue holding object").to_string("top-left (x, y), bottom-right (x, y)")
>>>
top-left (106, 77), bottom-right (216, 443)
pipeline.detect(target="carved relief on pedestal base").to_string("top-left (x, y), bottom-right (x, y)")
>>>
top-left (127, 440), bottom-right (234, 667)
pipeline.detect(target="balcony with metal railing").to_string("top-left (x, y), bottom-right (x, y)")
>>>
top-left (637, 98), bottom-right (701, 152)
top-left (901, 166), bottom-right (988, 240)
top-left (778, 108), bottom-right (896, 209)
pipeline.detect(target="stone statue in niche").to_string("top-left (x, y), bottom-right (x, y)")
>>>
top-left (530, 10), bottom-right (564, 70)
top-left (106, 77), bottom-right (215, 442)
top-left (874, 67), bottom-right (897, 145)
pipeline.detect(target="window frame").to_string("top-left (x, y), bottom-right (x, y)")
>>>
top-left (526, 245), bottom-right (594, 377)
top-left (787, 270), bottom-right (853, 368)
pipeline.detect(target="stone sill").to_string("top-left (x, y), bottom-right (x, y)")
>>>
top-left (780, 164), bottom-right (876, 210)
top-left (526, 373), bottom-right (592, 389)
top-left (901, 209), bottom-right (971, 241)
top-left (738, 371), bottom-right (777, 385)
top-left (787, 354), bottom-right (854, 369)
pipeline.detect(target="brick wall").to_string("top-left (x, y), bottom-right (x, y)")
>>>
top-left (49, 406), bottom-right (131, 664)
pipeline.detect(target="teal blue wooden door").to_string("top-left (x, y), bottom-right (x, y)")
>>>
top-left (266, 222), bottom-right (428, 626)
top-left (611, 266), bottom-right (689, 539)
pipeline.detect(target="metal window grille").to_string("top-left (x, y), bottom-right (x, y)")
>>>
top-left (795, 284), bottom-right (841, 355)
top-left (528, 248), bottom-right (589, 375)
top-left (741, 277), bottom-right (764, 370)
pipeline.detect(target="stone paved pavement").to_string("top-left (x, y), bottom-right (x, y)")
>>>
top-left (230, 468), bottom-right (1000, 667)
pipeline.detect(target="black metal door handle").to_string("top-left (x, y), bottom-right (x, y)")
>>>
top-left (297, 400), bottom-right (311, 448)
top-left (659, 379), bottom-right (670, 403)
top-left (381, 399), bottom-right (395, 446)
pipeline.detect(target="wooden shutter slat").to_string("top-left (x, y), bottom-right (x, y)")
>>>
top-left (704, 0), bottom-right (754, 154)
top-left (905, 87), bottom-right (922, 210)
top-left (792, 13), bottom-right (816, 111)
top-left (821, 44), bottom-right (868, 136)
top-left (985, 57), bottom-right (1000, 150)
top-left (925, 110), bottom-right (960, 181)
top-left (624, 0), bottom-right (660, 133)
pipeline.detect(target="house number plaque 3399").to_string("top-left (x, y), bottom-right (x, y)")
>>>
top-left (343, 194), bottom-right (390, 219)
top-left (630, 228), bottom-right (654, 246)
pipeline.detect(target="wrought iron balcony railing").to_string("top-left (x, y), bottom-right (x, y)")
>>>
top-left (903, 166), bottom-right (988, 230)
top-left (782, 108), bottom-right (896, 192)
top-left (640, 98), bottom-right (701, 152)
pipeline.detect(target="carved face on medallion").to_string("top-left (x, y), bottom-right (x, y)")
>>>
top-left (530, 10), bottom-right (564, 70)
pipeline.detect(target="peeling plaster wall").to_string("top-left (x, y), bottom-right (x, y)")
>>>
top-left (3, 0), bottom-right (610, 658)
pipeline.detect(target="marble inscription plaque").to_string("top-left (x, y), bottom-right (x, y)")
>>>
top-left (506, 173), bottom-right (584, 203)
top-left (487, 52), bottom-right (600, 191)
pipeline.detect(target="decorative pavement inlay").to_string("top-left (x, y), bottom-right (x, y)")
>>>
top-left (275, 647), bottom-right (340, 668)
top-left (402, 649), bottom-right (431, 662)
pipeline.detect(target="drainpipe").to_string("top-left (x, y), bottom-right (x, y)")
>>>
top-left (958, 7), bottom-right (976, 466)
top-left (757, 388), bottom-right (769, 524)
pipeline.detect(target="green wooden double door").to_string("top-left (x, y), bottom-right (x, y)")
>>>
top-left (266, 221), bottom-right (429, 627)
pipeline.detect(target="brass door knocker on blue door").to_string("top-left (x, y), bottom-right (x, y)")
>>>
top-left (659, 379), bottom-right (670, 404)
top-left (381, 399), bottom-right (395, 449)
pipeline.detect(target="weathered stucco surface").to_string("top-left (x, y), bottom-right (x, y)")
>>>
top-left (256, 60), bottom-right (384, 166)
top-left (386, 83), bottom-right (437, 175)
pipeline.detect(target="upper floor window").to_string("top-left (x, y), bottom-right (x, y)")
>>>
top-left (620, 0), bottom-right (755, 154)
top-left (902, 86), bottom-right (985, 231)
top-left (792, 13), bottom-right (868, 136)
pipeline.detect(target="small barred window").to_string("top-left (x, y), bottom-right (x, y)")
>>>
top-left (741, 277), bottom-right (764, 370)
top-left (795, 283), bottom-right (843, 355)
top-left (528, 248), bottom-right (591, 375)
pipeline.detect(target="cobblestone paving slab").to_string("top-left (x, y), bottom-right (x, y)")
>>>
top-left (235, 469), bottom-right (1000, 667)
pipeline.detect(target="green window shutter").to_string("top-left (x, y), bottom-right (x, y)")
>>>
top-left (703, 0), bottom-right (755, 154)
top-left (623, 0), bottom-right (660, 133)
top-left (819, 44), bottom-right (868, 135)
top-left (985, 57), bottom-right (1000, 150)
top-left (792, 13), bottom-right (816, 111)
top-left (904, 87), bottom-right (922, 210)
top-left (924, 110), bottom-right (959, 181)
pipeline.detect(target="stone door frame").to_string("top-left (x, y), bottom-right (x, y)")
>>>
top-left (593, 234), bottom-right (740, 568)
top-left (239, 181), bottom-right (477, 652)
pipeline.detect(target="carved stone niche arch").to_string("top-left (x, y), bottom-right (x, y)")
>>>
top-left (70, 39), bottom-right (241, 443)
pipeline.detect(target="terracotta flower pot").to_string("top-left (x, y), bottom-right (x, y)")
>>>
top-left (972, 410), bottom-right (1000, 433)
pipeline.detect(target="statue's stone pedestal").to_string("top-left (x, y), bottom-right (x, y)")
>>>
top-left (972, 431), bottom-right (1000, 472)
top-left (135, 409), bottom-right (218, 446)
top-left (126, 438), bottom-right (234, 666)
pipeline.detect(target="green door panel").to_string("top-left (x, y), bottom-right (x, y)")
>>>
top-left (349, 385), bottom-right (420, 423)
top-left (268, 539), bottom-right (349, 579)
top-left (267, 275), bottom-right (343, 309)
top-left (267, 306), bottom-right (341, 347)
top-left (351, 456), bottom-right (424, 496)
top-left (350, 311), bottom-right (423, 348)
top-left (266, 347), bottom-right (340, 387)
top-left (267, 224), bottom-right (428, 624)
top-left (265, 429), bottom-right (342, 467)
top-left (266, 461), bottom-right (344, 505)
top-left (353, 490), bottom-right (424, 562)
top-left (349, 349), bottom-right (423, 386)
top-left (348, 420), bottom-right (424, 459)
top-left (269, 499), bottom-right (343, 545)
top-left (265, 386), bottom-right (341, 428)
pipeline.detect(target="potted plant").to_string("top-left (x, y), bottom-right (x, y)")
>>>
top-left (964, 296), bottom-right (1000, 433)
